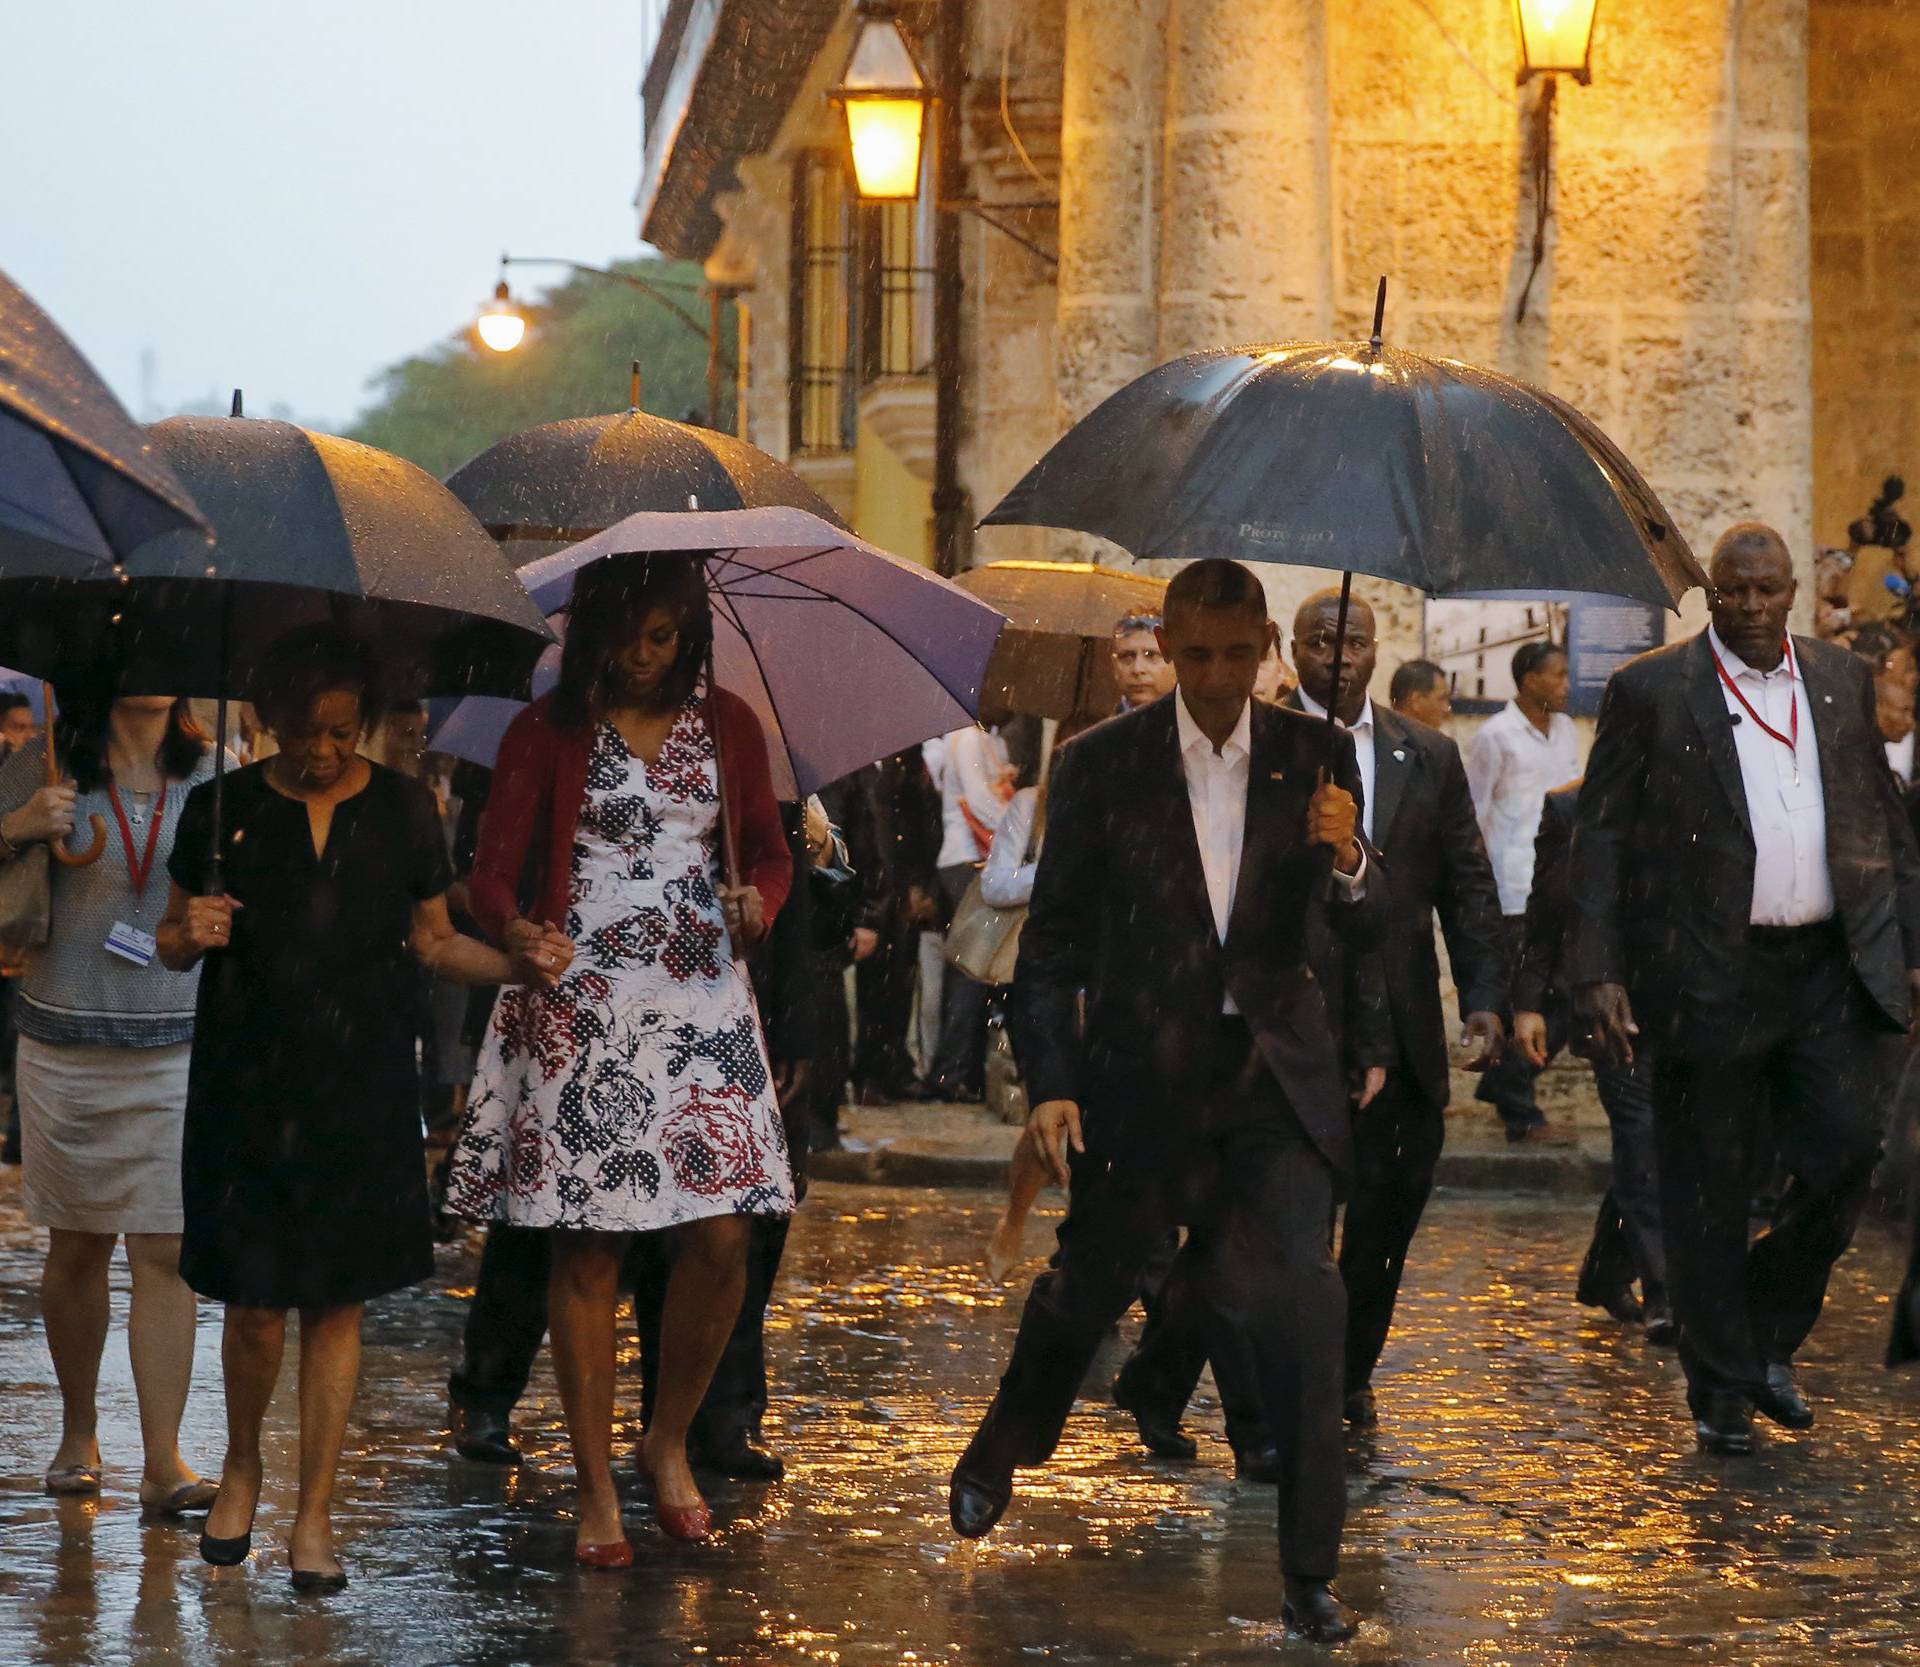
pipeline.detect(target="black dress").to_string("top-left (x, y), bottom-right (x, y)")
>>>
top-left (168, 761), bottom-right (453, 1308)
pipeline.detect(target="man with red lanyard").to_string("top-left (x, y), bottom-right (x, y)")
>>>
top-left (1570, 524), bottom-right (1920, 1456)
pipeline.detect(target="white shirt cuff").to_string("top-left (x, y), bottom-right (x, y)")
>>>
top-left (1332, 845), bottom-right (1368, 898)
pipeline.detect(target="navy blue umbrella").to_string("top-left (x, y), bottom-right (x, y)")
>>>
top-left (0, 266), bottom-right (209, 575)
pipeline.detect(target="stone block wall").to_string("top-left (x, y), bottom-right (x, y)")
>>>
top-left (1809, 0), bottom-right (1920, 548)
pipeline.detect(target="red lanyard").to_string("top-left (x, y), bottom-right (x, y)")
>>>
top-left (107, 780), bottom-right (167, 897)
top-left (1710, 636), bottom-right (1799, 761)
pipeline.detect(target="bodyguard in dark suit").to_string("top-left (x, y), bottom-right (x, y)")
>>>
top-left (948, 560), bottom-right (1388, 1645)
top-left (1287, 591), bottom-right (1509, 1421)
top-left (1510, 782), bottom-right (1669, 1338)
top-left (1571, 524), bottom-right (1920, 1454)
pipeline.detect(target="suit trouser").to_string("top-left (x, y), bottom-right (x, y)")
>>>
top-left (853, 928), bottom-right (920, 1093)
top-left (1580, 1055), bottom-right (1667, 1298)
top-left (1475, 917), bottom-right (1545, 1129)
top-left (1651, 924), bottom-right (1897, 1411)
top-left (930, 864), bottom-right (990, 1096)
top-left (448, 1216), bottom-right (792, 1450)
top-left (965, 1018), bottom-right (1347, 1578)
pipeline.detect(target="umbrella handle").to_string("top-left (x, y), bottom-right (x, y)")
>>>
top-left (703, 640), bottom-right (744, 896)
top-left (40, 682), bottom-right (108, 867)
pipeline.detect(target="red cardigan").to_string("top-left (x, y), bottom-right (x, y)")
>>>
top-left (468, 687), bottom-right (792, 944)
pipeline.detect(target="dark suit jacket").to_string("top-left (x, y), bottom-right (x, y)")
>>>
top-left (1285, 695), bottom-right (1508, 1107)
top-left (1511, 782), bottom-right (1578, 1017)
top-left (1010, 694), bottom-right (1389, 1186)
top-left (1568, 631), bottom-right (1920, 1050)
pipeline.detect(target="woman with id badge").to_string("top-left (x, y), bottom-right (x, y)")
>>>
top-left (0, 692), bottom-right (220, 1517)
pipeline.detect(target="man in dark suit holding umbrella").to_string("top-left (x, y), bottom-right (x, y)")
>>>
top-left (1572, 523), bottom-right (1920, 1454)
top-left (948, 558), bottom-right (1387, 1644)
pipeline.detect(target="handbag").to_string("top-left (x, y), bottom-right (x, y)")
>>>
top-left (942, 797), bottom-right (1041, 987)
top-left (0, 839), bottom-right (51, 957)
top-left (942, 874), bottom-right (1025, 985)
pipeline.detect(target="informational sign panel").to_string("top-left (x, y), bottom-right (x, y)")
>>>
top-left (1564, 598), bottom-right (1664, 717)
top-left (1422, 594), bottom-right (1664, 716)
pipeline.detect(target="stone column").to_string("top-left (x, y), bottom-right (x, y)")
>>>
top-left (1053, 0), bottom-right (1170, 426)
top-left (1155, 0), bottom-right (1334, 356)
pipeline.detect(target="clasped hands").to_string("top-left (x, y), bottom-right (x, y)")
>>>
top-left (504, 917), bottom-right (576, 988)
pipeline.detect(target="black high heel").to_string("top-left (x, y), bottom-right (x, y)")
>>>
top-left (289, 1564), bottom-right (350, 1594)
top-left (198, 1524), bottom-right (253, 1567)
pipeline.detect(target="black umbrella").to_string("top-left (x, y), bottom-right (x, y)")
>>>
top-left (0, 265), bottom-right (210, 576)
top-left (0, 400), bottom-right (556, 886)
top-left (983, 281), bottom-right (1707, 724)
top-left (444, 407), bottom-right (848, 556)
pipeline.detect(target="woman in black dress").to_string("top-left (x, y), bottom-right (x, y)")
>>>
top-left (157, 627), bottom-right (569, 1592)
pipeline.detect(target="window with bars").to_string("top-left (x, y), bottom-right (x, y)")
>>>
top-left (788, 144), bottom-right (936, 456)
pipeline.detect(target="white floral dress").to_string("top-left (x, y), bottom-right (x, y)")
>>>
top-left (446, 701), bottom-right (794, 1231)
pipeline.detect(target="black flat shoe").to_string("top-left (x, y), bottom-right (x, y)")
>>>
top-left (1343, 1386), bottom-right (1378, 1431)
top-left (1643, 1296), bottom-right (1677, 1346)
top-left (1233, 1443), bottom-right (1281, 1484)
top-left (1756, 1363), bottom-right (1814, 1430)
top-left (694, 1434), bottom-right (786, 1482)
top-left (198, 1527), bottom-right (252, 1567)
top-left (1112, 1375), bottom-right (1198, 1461)
top-left (949, 1467), bottom-right (1011, 1540)
top-left (450, 1404), bottom-right (521, 1465)
top-left (1694, 1392), bottom-right (1756, 1456)
top-left (1282, 1578), bottom-right (1358, 1644)
top-left (289, 1564), bottom-right (349, 1594)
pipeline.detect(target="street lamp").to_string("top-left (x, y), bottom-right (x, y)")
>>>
top-left (1514, 0), bottom-right (1599, 85)
top-left (1511, 0), bottom-right (1599, 321)
top-left (827, 9), bottom-right (929, 202)
top-left (474, 279), bottom-right (527, 353)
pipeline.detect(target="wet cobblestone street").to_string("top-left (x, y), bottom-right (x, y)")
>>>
top-left (3, 1176), bottom-right (1919, 1665)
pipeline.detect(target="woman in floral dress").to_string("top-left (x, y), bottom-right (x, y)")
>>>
top-left (445, 554), bottom-right (793, 1564)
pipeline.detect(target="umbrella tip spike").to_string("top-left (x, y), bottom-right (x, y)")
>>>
top-left (230, 388), bottom-right (244, 418)
top-left (630, 361), bottom-right (642, 411)
top-left (1370, 278), bottom-right (1387, 353)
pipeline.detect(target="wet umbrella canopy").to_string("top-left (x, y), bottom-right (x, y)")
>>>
top-left (957, 560), bottom-right (1168, 721)
top-left (0, 412), bottom-right (556, 697)
top-left (983, 329), bottom-right (1705, 612)
top-left (0, 265), bottom-right (210, 577)
top-left (430, 506), bottom-right (1006, 801)
top-left (444, 408), bottom-right (848, 552)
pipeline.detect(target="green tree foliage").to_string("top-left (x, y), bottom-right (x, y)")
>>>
top-left (347, 258), bottom-right (735, 479)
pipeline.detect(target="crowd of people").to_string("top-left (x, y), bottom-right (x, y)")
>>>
top-left (5, 507), bottom-right (1920, 1644)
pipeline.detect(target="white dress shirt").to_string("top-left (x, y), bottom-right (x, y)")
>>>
top-left (1294, 689), bottom-right (1378, 841)
top-left (1466, 699), bottom-right (1582, 915)
top-left (1173, 693), bottom-right (1363, 1014)
top-left (1705, 624), bottom-right (1833, 926)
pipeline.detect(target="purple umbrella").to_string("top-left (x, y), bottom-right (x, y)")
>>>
top-left (428, 506), bottom-right (1006, 801)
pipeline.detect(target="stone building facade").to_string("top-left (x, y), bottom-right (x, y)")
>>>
top-left (640, 0), bottom-right (1917, 672)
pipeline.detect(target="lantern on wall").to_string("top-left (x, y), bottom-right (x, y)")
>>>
top-left (828, 8), bottom-right (929, 201)
top-left (1514, 0), bottom-right (1599, 85)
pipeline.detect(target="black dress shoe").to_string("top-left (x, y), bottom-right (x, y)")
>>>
top-left (1282, 1578), bottom-right (1358, 1644)
top-left (198, 1527), bottom-right (252, 1567)
top-left (1112, 1375), bottom-right (1198, 1461)
top-left (1343, 1387), bottom-right (1378, 1431)
top-left (949, 1463), bottom-right (1013, 1539)
top-left (1694, 1392), bottom-right (1756, 1456)
top-left (694, 1433), bottom-right (786, 1482)
top-left (450, 1404), bottom-right (521, 1465)
top-left (1756, 1363), bottom-right (1814, 1430)
top-left (1643, 1298), bottom-right (1677, 1346)
top-left (1233, 1443), bottom-right (1281, 1484)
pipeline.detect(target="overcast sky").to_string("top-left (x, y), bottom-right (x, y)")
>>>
top-left (2, 1), bottom-right (654, 429)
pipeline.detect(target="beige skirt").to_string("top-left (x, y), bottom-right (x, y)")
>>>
top-left (16, 1035), bottom-right (190, 1234)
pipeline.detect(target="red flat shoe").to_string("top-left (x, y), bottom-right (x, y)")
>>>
top-left (574, 1539), bottom-right (635, 1569)
top-left (634, 1442), bottom-right (714, 1543)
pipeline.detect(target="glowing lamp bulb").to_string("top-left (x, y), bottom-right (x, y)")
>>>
top-left (476, 281), bottom-right (526, 353)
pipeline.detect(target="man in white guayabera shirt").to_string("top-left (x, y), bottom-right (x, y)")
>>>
top-left (1467, 637), bottom-right (1580, 1139)
top-left (1571, 524), bottom-right (1920, 1458)
top-left (947, 558), bottom-right (1391, 1645)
